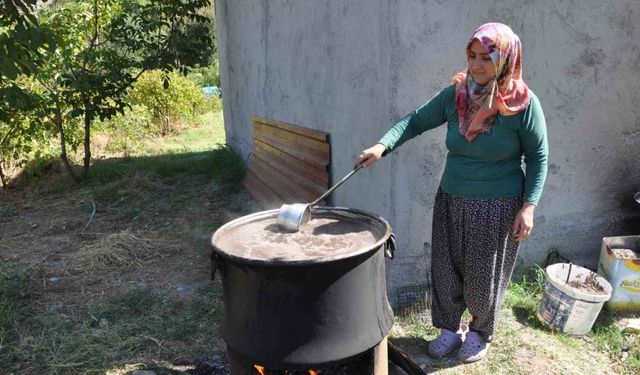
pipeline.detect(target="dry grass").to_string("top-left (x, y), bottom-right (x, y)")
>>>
top-left (73, 230), bottom-right (176, 271)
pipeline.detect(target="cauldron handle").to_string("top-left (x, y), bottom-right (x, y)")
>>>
top-left (210, 251), bottom-right (224, 280)
top-left (384, 233), bottom-right (396, 259)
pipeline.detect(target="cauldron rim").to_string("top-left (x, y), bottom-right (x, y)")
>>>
top-left (211, 206), bottom-right (391, 266)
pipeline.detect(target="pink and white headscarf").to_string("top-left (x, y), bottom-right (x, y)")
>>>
top-left (451, 23), bottom-right (530, 142)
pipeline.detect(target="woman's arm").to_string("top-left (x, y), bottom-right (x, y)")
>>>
top-left (355, 143), bottom-right (387, 167)
top-left (512, 94), bottom-right (548, 240)
top-left (520, 95), bottom-right (548, 206)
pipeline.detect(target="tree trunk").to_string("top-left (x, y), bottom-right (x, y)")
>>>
top-left (55, 103), bottom-right (79, 183)
top-left (83, 102), bottom-right (93, 178)
top-left (0, 159), bottom-right (7, 189)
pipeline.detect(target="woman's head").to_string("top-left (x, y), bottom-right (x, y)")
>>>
top-left (453, 22), bottom-right (530, 142)
top-left (468, 40), bottom-right (494, 85)
top-left (465, 22), bottom-right (523, 88)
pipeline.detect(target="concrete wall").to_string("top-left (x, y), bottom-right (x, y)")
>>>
top-left (216, 0), bottom-right (640, 305)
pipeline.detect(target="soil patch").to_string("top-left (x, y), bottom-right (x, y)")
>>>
top-left (567, 271), bottom-right (607, 294)
top-left (611, 248), bottom-right (639, 260)
top-left (0, 172), bottom-right (258, 309)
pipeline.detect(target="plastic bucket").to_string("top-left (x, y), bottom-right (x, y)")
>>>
top-left (536, 263), bottom-right (612, 335)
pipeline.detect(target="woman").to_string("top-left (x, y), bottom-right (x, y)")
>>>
top-left (355, 23), bottom-right (548, 363)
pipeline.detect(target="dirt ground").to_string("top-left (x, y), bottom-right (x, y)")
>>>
top-left (0, 173), bottom-right (258, 309)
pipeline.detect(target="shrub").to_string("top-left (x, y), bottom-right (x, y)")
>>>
top-left (93, 105), bottom-right (153, 156)
top-left (205, 95), bottom-right (223, 113)
top-left (5, 114), bottom-right (83, 183)
top-left (0, 77), bottom-right (66, 185)
top-left (187, 60), bottom-right (220, 88)
top-left (131, 70), bottom-right (208, 134)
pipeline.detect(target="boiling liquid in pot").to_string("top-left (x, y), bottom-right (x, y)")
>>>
top-left (215, 213), bottom-right (385, 262)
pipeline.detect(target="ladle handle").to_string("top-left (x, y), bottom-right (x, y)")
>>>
top-left (311, 163), bottom-right (366, 205)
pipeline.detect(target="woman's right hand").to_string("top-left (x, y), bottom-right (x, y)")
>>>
top-left (355, 143), bottom-right (386, 168)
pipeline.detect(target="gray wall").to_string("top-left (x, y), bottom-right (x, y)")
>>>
top-left (216, 0), bottom-right (640, 305)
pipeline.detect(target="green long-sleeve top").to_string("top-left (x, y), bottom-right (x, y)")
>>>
top-left (378, 84), bottom-right (548, 205)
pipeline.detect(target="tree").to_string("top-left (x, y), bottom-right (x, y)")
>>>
top-left (0, 0), bottom-right (214, 185)
top-left (37, 0), bottom-right (214, 180)
top-left (0, 0), bottom-right (56, 187)
top-left (0, 0), bottom-right (56, 118)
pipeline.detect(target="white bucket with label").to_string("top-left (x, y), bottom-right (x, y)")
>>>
top-left (536, 263), bottom-right (612, 336)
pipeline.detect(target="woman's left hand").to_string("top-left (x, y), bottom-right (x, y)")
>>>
top-left (512, 203), bottom-right (535, 241)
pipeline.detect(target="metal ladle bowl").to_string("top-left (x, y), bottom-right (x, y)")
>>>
top-left (277, 163), bottom-right (365, 232)
top-left (276, 203), bottom-right (312, 232)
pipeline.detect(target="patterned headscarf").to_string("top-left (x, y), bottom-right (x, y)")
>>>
top-left (451, 23), bottom-right (530, 142)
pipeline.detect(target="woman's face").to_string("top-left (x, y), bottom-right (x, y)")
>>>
top-left (467, 39), bottom-right (495, 85)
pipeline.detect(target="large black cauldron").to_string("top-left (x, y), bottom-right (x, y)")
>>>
top-left (211, 207), bottom-right (395, 368)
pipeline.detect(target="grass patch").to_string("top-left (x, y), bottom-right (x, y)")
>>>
top-left (78, 148), bottom-right (244, 229)
top-left (0, 259), bottom-right (29, 340)
top-left (503, 266), bottom-right (547, 329)
top-left (591, 313), bottom-right (640, 374)
top-left (504, 266), bottom-right (546, 307)
top-left (87, 148), bottom-right (242, 183)
top-left (143, 112), bottom-right (226, 154)
top-left (390, 312), bottom-right (438, 340)
top-left (391, 269), bottom-right (638, 374)
top-left (1, 284), bottom-right (224, 375)
top-left (78, 111), bottom-right (244, 226)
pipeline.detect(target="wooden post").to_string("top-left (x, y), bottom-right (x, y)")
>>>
top-left (373, 336), bottom-right (389, 375)
top-left (227, 349), bottom-right (253, 375)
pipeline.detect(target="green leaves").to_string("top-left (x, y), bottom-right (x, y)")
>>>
top-left (1, 0), bottom-right (215, 184)
top-left (110, 0), bottom-right (214, 71)
top-left (0, 0), bottom-right (56, 120)
top-left (0, 1), bottom-right (56, 76)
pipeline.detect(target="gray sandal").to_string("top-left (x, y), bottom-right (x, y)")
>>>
top-left (427, 328), bottom-right (463, 359)
top-left (458, 331), bottom-right (490, 363)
